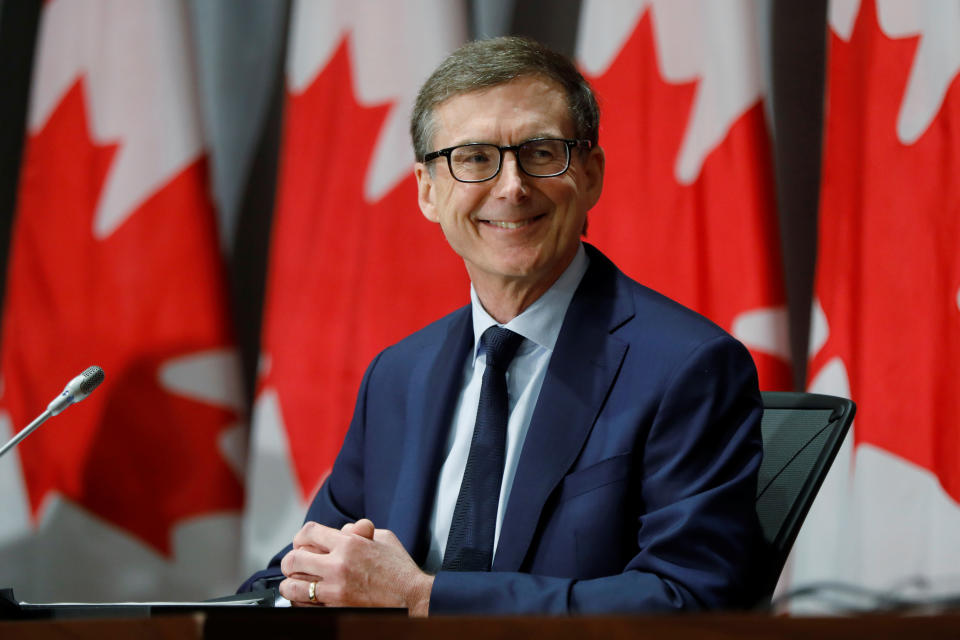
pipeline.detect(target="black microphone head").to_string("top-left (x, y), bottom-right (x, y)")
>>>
top-left (79, 366), bottom-right (105, 394)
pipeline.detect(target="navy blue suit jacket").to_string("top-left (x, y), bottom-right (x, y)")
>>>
top-left (241, 244), bottom-right (765, 614)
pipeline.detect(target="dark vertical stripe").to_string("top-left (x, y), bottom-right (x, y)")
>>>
top-left (510, 0), bottom-right (582, 56)
top-left (228, 1), bottom-right (292, 404)
top-left (771, 1), bottom-right (828, 388)
top-left (0, 0), bottom-right (42, 319)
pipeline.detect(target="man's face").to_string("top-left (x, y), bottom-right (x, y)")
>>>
top-left (414, 75), bottom-right (604, 301)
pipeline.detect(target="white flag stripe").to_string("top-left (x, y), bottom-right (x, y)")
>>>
top-left (158, 349), bottom-right (245, 412)
top-left (731, 306), bottom-right (791, 360)
top-left (241, 389), bottom-right (305, 576)
top-left (0, 413), bottom-right (31, 546)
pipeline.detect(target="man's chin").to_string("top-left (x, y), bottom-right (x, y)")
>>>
top-left (467, 251), bottom-right (543, 280)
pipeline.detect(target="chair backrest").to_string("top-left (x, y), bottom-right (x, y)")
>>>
top-left (755, 391), bottom-right (856, 597)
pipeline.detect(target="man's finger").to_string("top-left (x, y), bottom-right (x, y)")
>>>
top-left (372, 527), bottom-right (402, 547)
top-left (279, 577), bottom-right (323, 607)
top-left (293, 520), bottom-right (344, 551)
top-left (352, 518), bottom-right (375, 539)
top-left (281, 546), bottom-right (336, 579)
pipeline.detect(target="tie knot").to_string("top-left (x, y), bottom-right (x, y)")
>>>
top-left (480, 326), bottom-right (524, 370)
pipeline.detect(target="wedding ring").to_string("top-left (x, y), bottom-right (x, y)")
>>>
top-left (308, 580), bottom-right (318, 603)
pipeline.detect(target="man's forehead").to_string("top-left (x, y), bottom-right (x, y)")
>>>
top-left (436, 74), bottom-right (563, 108)
top-left (429, 76), bottom-right (573, 144)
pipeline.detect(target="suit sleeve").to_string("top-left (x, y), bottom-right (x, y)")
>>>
top-left (236, 353), bottom-right (380, 593)
top-left (430, 333), bottom-right (765, 614)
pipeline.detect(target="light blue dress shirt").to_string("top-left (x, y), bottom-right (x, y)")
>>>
top-left (423, 244), bottom-right (589, 573)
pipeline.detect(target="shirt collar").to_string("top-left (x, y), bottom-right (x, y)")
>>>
top-left (470, 243), bottom-right (589, 359)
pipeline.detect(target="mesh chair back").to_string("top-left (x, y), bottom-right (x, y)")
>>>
top-left (755, 391), bottom-right (856, 597)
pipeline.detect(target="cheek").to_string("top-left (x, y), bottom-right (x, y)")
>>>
top-left (437, 190), bottom-right (485, 226)
top-left (433, 201), bottom-right (474, 248)
top-left (545, 185), bottom-right (585, 221)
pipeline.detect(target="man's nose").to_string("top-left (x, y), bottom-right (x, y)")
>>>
top-left (491, 151), bottom-right (529, 201)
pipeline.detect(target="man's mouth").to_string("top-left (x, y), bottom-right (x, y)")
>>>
top-left (481, 214), bottom-right (545, 229)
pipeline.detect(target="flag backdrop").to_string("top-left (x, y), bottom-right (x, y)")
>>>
top-left (788, 0), bottom-right (960, 603)
top-left (240, 0), bottom-right (470, 574)
top-left (576, 0), bottom-right (792, 391)
top-left (5, 0), bottom-right (957, 607)
top-left (0, 0), bottom-right (245, 601)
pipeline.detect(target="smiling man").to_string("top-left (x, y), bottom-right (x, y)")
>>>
top-left (241, 37), bottom-right (765, 616)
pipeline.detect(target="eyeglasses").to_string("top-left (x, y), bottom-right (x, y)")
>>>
top-left (422, 138), bottom-right (592, 183)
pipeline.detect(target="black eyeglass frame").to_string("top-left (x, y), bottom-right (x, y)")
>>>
top-left (421, 138), bottom-right (593, 183)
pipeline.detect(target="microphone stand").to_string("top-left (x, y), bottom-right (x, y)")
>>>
top-left (0, 410), bottom-right (53, 459)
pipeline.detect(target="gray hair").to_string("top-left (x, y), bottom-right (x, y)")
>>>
top-left (410, 36), bottom-right (600, 161)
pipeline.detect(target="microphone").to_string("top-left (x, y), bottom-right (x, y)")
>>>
top-left (46, 366), bottom-right (105, 415)
top-left (0, 366), bottom-right (104, 459)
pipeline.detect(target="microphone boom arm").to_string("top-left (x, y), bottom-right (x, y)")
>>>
top-left (0, 409), bottom-right (53, 459)
top-left (0, 366), bottom-right (104, 460)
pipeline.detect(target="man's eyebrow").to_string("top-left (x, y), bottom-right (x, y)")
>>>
top-left (446, 138), bottom-right (491, 147)
top-left (522, 132), bottom-right (565, 141)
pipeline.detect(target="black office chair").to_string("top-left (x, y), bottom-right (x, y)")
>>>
top-left (754, 391), bottom-right (856, 601)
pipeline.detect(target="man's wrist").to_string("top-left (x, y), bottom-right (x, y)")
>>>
top-left (405, 572), bottom-right (434, 617)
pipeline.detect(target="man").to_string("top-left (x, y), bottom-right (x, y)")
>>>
top-left (241, 36), bottom-right (765, 616)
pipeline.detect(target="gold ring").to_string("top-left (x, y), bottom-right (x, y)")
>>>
top-left (308, 580), bottom-right (318, 603)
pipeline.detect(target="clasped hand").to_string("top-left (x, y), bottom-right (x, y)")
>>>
top-left (278, 518), bottom-right (433, 616)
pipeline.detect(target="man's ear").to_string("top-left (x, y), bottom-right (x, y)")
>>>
top-left (415, 163), bottom-right (439, 222)
top-left (583, 145), bottom-right (605, 209)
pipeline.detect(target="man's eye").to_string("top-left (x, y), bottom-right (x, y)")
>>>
top-left (453, 149), bottom-right (493, 165)
top-left (523, 143), bottom-right (559, 162)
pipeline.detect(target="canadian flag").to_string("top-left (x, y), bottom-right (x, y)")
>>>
top-left (240, 0), bottom-right (469, 575)
top-left (0, 0), bottom-right (245, 601)
top-left (576, 0), bottom-right (791, 391)
top-left (787, 0), bottom-right (960, 603)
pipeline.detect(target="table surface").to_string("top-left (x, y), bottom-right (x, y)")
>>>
top-left (3, 609), bottom-right (960, 640)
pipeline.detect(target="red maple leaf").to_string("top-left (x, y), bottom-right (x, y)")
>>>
top-left (0, 79), bottom-right (243, 554)
top-left (583, 11), bottom-right (791, 390)
top-left (261, 38), bottom-right (469, 500)
top-left (812, 1), bottom-right (960, 500)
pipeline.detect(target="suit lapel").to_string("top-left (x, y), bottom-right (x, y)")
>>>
top-left (389, 308), bottom-right (473, 565)
top-left (493, 247), bottom-right (634, 572)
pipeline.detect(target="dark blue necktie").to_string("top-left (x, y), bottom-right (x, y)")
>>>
top-left (442, 326), bottom-right (524, 571)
